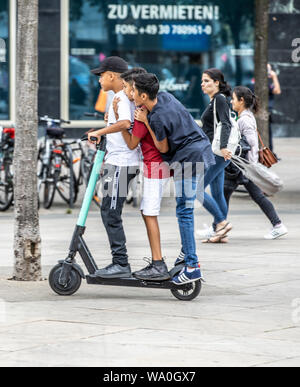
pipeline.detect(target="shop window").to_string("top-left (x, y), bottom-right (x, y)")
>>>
top-left (68, 0), bottom-right (254, 121)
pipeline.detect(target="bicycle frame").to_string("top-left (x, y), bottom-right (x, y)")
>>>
top-left (38, 117), bottom-right (76, 209)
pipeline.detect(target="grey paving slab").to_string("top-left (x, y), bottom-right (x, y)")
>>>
top-left (258, 357), bottom-right (300, 367)
top-left (0, 338), bottom-right (279, 367)
top-left (0, 320), bottom-right (133, 352)
top-left (258, 326), bottom-right (300, 342)
top-left (0, 138), bottom-right (299, 367)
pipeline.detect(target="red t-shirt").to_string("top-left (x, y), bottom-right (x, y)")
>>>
top-left (132, 120), bottom-right (170, 179)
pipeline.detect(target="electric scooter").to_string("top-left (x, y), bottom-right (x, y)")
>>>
top-left (49, 136), bottom-right (202, 301)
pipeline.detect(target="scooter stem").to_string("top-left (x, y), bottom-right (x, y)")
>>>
top-left (77, 137), bottom-right (106, 227)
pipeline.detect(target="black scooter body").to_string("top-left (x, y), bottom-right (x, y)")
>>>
top-left (49, 224), bottom-right (202, 301)
top-left (58, 225), bottom-right (186, 289)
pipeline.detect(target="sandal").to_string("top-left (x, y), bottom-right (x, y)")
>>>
top-left (207, 223), bottom-right (232, 243)
top-left (202, 235), bottom-right (229, 244)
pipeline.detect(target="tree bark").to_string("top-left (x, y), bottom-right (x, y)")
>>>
top-left (254, 0), bottom-right (270, 146)
top-left (13, 0), bottom-right (42, 281)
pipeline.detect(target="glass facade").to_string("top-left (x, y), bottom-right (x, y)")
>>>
top-left (0, 0), bottom-right (9, 120)
top-left (69, 0), bottom-right (255, 120)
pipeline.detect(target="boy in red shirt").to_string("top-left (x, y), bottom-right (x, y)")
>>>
top-left (114, 68), bottom-right (171, 281)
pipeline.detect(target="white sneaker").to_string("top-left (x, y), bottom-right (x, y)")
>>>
top-left (196, 224), bottom-right (215, 240)
top-left (264, 224), bottom-right (288, 240)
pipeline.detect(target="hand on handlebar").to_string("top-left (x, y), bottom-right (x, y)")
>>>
top-left (88, 131), bottom-right (101, 144)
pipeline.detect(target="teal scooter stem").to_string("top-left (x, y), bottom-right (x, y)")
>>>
top-left (49, 135), bottom-right (202, 301)
top-left (77, 138), bottom-right (106, 227)
top-left (57, 136), bottom-right (107, 285)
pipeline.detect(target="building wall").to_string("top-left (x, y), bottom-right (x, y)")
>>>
top-left (269, 0), bottom-right (300, 137)
top-left (38, 0), bottom-right (60, 119)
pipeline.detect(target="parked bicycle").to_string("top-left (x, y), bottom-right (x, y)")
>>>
top-left (0, 126), bottom-right (14, 211)
top-left (37, 116), bottom-right (77, 209)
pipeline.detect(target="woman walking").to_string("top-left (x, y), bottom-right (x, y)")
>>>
top-left (225, 86), bottom-right (288, 240)
top-left (197, 68), bottom-right (233, 243)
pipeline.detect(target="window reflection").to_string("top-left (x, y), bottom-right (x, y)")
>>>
top-left (69, 0), bottom-right (254, 120)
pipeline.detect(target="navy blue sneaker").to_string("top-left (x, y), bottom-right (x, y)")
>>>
top-left (174, 250), bottom-right (185, 266)
top-left (172, 266), bottom-right (202, 286)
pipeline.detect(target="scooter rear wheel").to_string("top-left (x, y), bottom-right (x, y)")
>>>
top-left (171, 280), bottom-right (202, 301)
top-left (49, 263), bottom-right (82, 296)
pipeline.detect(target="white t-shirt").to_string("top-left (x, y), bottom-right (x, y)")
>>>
top-left (105, 90), bottom-right (140, 167)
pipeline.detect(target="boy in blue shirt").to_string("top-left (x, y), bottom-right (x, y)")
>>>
top-left (132, 73), bottom-right (215, 285)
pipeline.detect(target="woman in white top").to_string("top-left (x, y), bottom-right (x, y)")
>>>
top-left (224, 86), bottom-right (288, 240)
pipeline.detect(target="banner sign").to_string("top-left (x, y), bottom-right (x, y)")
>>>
top-left (107, 2), bottom-right (216, 52)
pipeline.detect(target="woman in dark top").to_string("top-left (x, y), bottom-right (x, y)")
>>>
top-left (197, 68), bottom-right (233, 243)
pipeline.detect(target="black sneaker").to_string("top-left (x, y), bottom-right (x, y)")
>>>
top-left (94, 263), bottom-right (132, 279)
top-left (133, 258), bottom-right (170, 281)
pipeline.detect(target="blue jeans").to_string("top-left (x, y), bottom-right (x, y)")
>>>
top-left (174, 173), bottom-right (203, 268)
top-left (200, 155), bottom-right (230, 226)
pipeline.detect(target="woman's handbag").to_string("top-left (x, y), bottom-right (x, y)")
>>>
top-left (257, 130), bottom-right (278, 168)
top-left (212, 96), bottom-right (241, 157)
top-left (231, 155), bottom-right (283, 196)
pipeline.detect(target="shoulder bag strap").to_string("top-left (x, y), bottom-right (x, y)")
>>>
top-left (257, 129), bottom-right (266, 149)
top-left (213, 97), bottom-right (219, 135)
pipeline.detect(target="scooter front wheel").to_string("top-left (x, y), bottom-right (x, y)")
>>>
top-left (171, 280), bottom-right (202, 301)
top-left (49, 263), bottom-right (82, 296)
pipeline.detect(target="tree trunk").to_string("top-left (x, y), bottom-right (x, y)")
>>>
top-left (254, 0), bottom-right (270, 146)
top-left (13, 0), bottom-right (42, 281)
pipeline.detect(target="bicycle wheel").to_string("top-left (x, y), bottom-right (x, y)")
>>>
top-left (56, 144), bottom-right (77, 208)
top-left (0, 159), bottom-right (14, 211)
top-left (80, 153), bottom-right (93, 186)
top-left (43, 155), bottom-right (58, 209)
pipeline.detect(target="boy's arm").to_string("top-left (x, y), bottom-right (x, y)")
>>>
top-left (122, 130), bottom-right (141, 150)
top-left (145, 121), bottom-right (169, 154)
top-left (135, 108), bottom-right (169, 153)
top-left (88, 120), bottom-right (131, 144)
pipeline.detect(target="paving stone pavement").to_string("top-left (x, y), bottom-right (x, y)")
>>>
top-left (0, 138), bottom-right (299, 367)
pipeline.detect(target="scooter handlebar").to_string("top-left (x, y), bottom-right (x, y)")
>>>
top-left (80, 134), bottom-right (106, 151)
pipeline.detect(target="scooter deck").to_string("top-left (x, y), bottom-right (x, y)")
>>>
top-left (86, 274), bottom-right (179, 290)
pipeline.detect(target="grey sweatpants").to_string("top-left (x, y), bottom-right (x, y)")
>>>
top-left (100, 164), bottom-right (139, 266)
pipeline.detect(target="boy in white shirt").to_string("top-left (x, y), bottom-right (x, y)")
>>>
top-left (88, 57), bottom-right (140, 278)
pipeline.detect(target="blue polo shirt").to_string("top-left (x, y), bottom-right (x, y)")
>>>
top-left (147, 92), bottom-right (215, 170)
